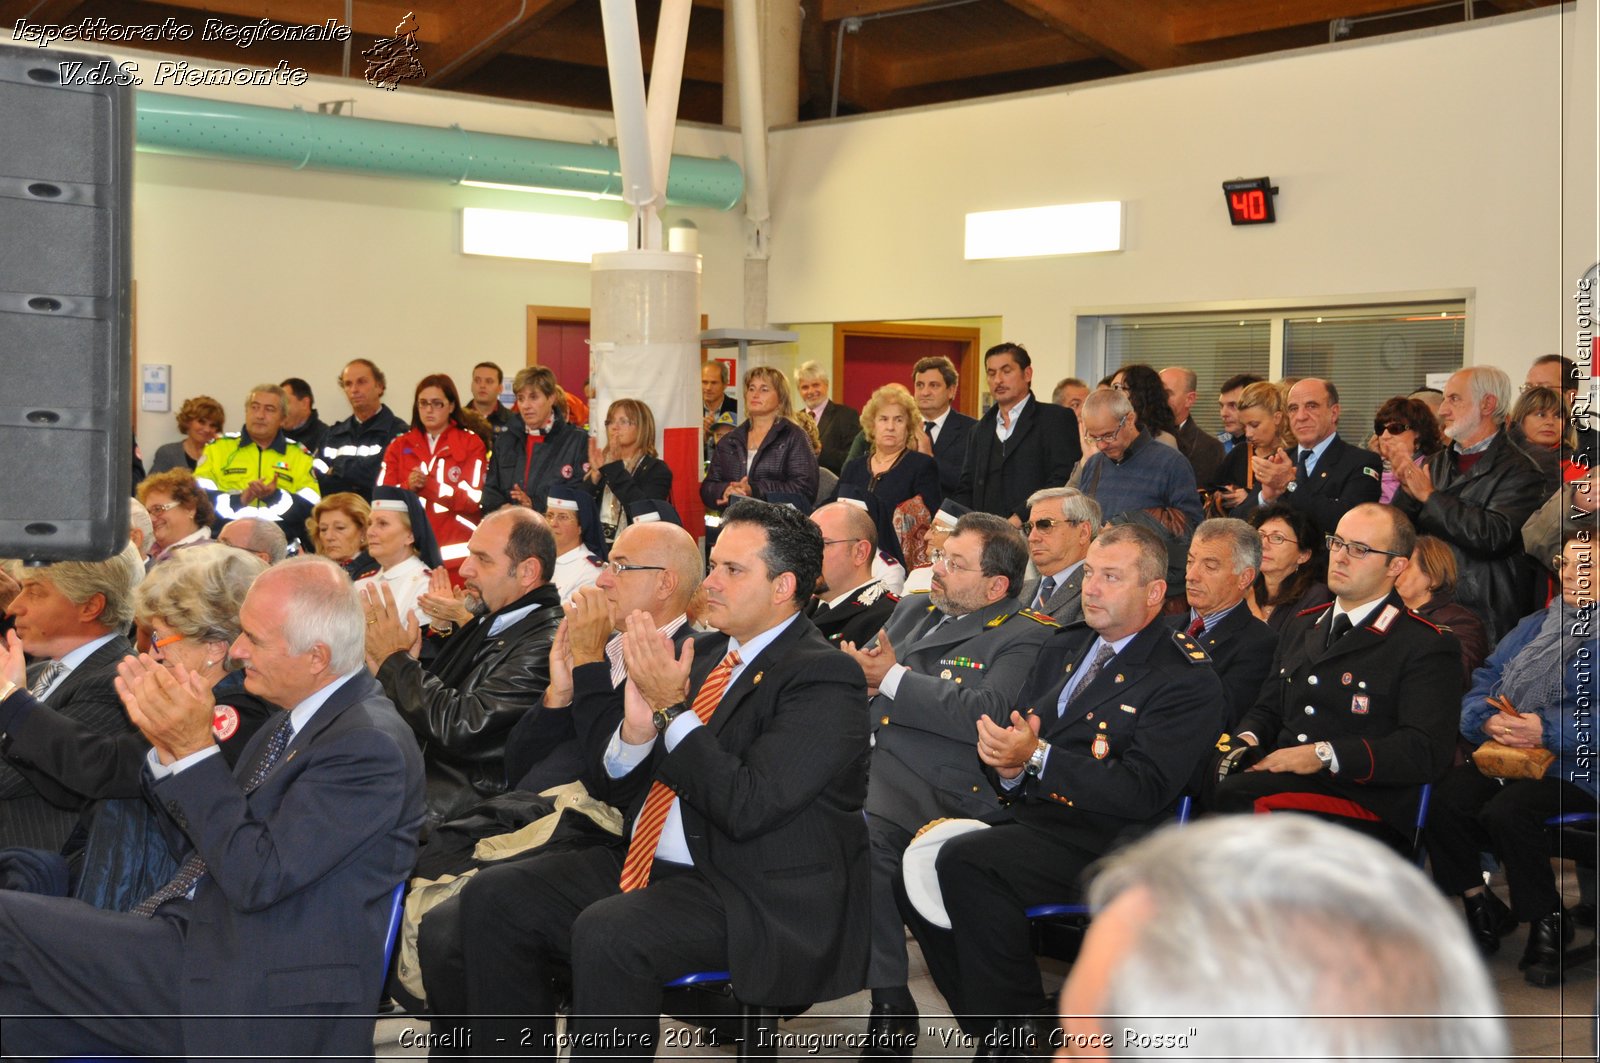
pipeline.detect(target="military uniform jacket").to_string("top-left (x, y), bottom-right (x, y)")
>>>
top-left (1004, 621), bottom-right (1225, 855)
top-left (1235, 590), bottom-right (1460, 831)
top-left (194, 430), bottom-right (320, 529)
top-left (1164, 605), bottom-right (1277, 729)
top-left (867, 595), bottom-right (1058, 833)
top-left (1234, 434), bottom-right (1382, 539)
top-left (808, 579), bottom-right (898, 647)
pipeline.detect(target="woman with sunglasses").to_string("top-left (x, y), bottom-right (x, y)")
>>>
top-left (379, 374), bottom-right (489, 585)
top-left (1370, 397), bottom-right (1445, 504)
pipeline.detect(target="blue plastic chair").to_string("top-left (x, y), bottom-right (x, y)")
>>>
top-left (1025, 795), bottom-right (1193, 923)
top-left (660, 970), bottom-right (785, 1060)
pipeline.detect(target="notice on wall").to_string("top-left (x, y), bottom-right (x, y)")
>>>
top-left (141, 364), bottom-right (171, 413)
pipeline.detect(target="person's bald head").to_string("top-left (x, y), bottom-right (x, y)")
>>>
top-left (810, 502), bottom-right (878, 597)
top-left (596, 521), bottom-right (703, 628)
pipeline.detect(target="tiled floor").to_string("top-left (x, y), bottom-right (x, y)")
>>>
top-left (376, 863), bottom-right (1598, 1061)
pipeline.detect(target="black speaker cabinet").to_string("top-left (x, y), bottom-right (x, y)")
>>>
top-left (0, 43), bottom-right (133, 562)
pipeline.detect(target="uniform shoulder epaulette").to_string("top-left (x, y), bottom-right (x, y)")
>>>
top-left (1171, 627), bottom-right (1213, 664)
top-left (985, 612), bottom-right (1011, 628)
top-left (1297, 601), bottom-right (1335, 618)
top-left (1399, 607), bottom-right (1442, 634)
top-left (1016, 608), bottom-right (1059, 627)
top-left (902, 587), bottom-right (931, 594)
top-left (585, 554), bottom-right (604, 568)
top-left (857, 582), bottom-right (890, 607)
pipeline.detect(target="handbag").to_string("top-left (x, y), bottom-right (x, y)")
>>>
top-left (1470, 740), bottom-right (1555, 781)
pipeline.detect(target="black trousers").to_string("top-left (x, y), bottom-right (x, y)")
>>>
top-left (867, 812), bottom-right (916, 991)
top-left (901, 822), bottom-right (1098, 1036)
top-left (1424, 764), bottom-right (1598, 921)
top-left (423, 842), bottom-right (730, 1061)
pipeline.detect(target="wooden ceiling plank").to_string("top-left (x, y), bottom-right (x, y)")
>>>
top-left (1002, 0), bottom-right (1179, 70)
top-left (424, 0), bottom-right (577, 87)
top-left (146, 0), bottom-right (444, 43)
top-left (886, 33), bottom-right (1092, 87)
top-left (819, 0), bottom-right (949, 20)
top-left (1171, 0), bottom-right (1455, 45)
top-left (505, 20), bottom-right (723, 83)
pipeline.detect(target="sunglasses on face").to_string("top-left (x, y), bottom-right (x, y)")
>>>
top-left (1373, 422), bottom-right (1411, 436)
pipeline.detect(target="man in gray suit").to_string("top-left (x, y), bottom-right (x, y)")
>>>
top-left (840, 511), bottom-right (1057, 1057)
top-left (1016, 486), bottom-right (1101, 625)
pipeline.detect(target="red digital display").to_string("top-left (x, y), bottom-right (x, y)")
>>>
top-left (1222, 178), bottom-right (1277, 225)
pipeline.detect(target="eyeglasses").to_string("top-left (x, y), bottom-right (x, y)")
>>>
top-left (600, 561), bottom-right (665, 576)
top-left (605, 417), bottom-right (635, 428)
top-left (417, 398), bottom-right (449, 410)
top-left (1258, 531), bottom-right (1299, 547)
top-left (1086, 413), bottom-right (1129, 446)
top-left (929, 549), bottom-right (974, 574)
top-left (150, 633), bottom-right (185, 660)
top-left (820, 538), bottom-right (861, 548)
top-left (1324, 534), bottom-right (1406, 560)
top-left (148, 502), bottom-right (184, 515)
top-left (1021, 518), bottom-right (1082, 535)
top-left (1373, 422), bottom-right (1411, 436)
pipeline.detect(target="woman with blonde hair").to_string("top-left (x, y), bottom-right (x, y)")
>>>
top-left (1212, 380), bottom-right (1293, 515)
top-left (585, 397), bottom-right (672, 543)
top-left (307, 492), bottom-right (379, 580)
top-left (701, 366), bottom-right (819, 509)
top-left (835, 383), bottom-right (942, 565)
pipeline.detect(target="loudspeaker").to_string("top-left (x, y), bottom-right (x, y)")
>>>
top-left (0, 43), bottom-right (133, 561)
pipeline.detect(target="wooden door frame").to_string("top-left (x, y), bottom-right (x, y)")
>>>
top-left (526, 306), bottom-right (712, 368)
top-left (830, 321), bottom-right (982, 416)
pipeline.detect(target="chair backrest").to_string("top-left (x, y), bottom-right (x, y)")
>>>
top-left (382, 880), bottom-right (406, 976)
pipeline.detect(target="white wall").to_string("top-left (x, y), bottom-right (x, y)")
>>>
top-left (764, 7), bottom-right (1597, 392)
top-left (74, 45), bottom-right (748, 451)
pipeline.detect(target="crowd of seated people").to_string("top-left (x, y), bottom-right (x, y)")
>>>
top-left (0, 346), bottom-right (1592, 1060)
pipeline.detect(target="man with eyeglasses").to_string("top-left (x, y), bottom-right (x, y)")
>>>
top-left (194, 383), bottom-right (320, 541)
top-left (837, 511), bottom-right (1056, 1057)
top-left (1076, 388), bottom-right (1204, 531)
top-left (1016, 486), bottom-right (1101, 624)
top-left (1212, 503), bottom-right (1460, 849)
top-left (367, 506), bottom-right (564, 827)
top-left (1391, 366), bottom-right (1549, 643)
top-left (808, 502), bottom-right (899, 647)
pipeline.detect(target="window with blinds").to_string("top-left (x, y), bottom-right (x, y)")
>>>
top-left (1283, 310), bottom-right (1466, 445)
top-left (1103, 319), bottom-right (1271, 436)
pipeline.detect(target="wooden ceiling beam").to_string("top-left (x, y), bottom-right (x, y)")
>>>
top-left (1002, 0), bottom-right (1180, 70)
top-left (819, 0), bottom-right (953, 19)
top-left (423, 0), bottom-right (578, 87)
top-left (884, 31), bottom-right (1093, 88)
top-left (1171, 0), bottom-right (1454, 45)
top-left (137, 0), bottom-right (444, 43)
top-left (506, 23), bottom-right (724, 84)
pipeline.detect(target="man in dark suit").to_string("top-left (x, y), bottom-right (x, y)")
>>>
top-left (1233, 378), bottom-right (1382, 539)
top-left (1214, 504), bottom-right (1460, 845)
top-left (427, 498), bottom-right (871, 1056)
top-left (368, 507), bottom-right (564, 826)
top-left (808, 502), bottom-right (899, 646)
top-left (955, 343), bottom-right (1082, 523)
top-left (0, 556), bottom-right (426, 1060)
top-left (797, 360), bottom-right (861, 475)
top-left (1016, 487), bottom-right (1101, 624)
top-left (1169, 517), bottom-right (1276, 729)
top-left (913, 355), bottom-right (978, 497)
top-left (903, 524), bottom-right (1224, 1045)
top-left (1160, 366), bottom-right (1226, 488)
top-left (701, 360), bottom-right (737, 461)
top-left (0, 542), bottom-right (143, 850)
top-left (839, 511), bottom-right (1055, 1056)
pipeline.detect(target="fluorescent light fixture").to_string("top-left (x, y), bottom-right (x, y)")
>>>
top-left (964, 201), bottom-right (1123, 260)
top-left (460, 179), bottom-right (623, 202)
top-left (461, 207), bottom-right (628, 264)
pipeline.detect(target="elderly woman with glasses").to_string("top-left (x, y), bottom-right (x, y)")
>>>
top-left (835, 383), bottom-right (942, 566)
top-left (136, 468), bottom-right (216, 567)
top-left (584, 398), bottom-right (672, 544)
top-left (1371, 396), bottom-right (1445, 504)
top-left (1423, 534), bottom-right (1598, 988)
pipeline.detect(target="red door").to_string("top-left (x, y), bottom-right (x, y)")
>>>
top-left (840, 335), bottom-right (971, 412)
top-left (536, 319), bottom-right (591, 398)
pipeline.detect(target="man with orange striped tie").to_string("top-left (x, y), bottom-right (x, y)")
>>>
top-left (429, 498), bottom-right (871, 1059)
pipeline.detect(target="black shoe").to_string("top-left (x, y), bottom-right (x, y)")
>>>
top-left (861, 1002), bottom-right (918, 1060)
top-left (1462, 890), bottom-right (1517, 956)
top-left (971, 1014), bottom-right (1054, 1062)
top-left (1521, 911), bottom-right (1575, 986)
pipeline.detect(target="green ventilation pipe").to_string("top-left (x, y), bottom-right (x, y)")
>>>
top-left (134, 92), bottom-right (743, 210)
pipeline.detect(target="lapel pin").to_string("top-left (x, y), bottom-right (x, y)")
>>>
top-left (752, 672), bottom-right (763, 686)
top-left (1114, 674), bottom-right (1125, 683)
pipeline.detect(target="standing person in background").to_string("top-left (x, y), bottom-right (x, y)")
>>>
top-left (481, 366), bottom-right (591, 515)
top-left (468, 362), bottom-right (515, 439)
top-left (279, 378), bottom-right (328, 459)
top-left (701, 367), bottom-right (819, 510)
top-left (1214, 373), bottom-right (1264, 460)
top-left (316, 359), bottom-right (409, 501)
top-left (1109, 365), bottom-right (1181, 450)
top-left (837, 384), bottom-right (942, 566)
top-left (955, 343), bottom-right (1081, 525)
top-left (194, 384), bottom-right (319, 540)
top-left (585, 398), bottom-right (673, 546)
top-left (1372, 396), bottom-right (1446, 504)
top-left (148, 396), bottom-right (225, 475)
top-left (379, 375), bottom-right (487, 584)
top-left (1159, 366), bottom-right (1226, 489)
top-left (701, 360), bottom-right (737, 462)
top-left (796, 360), bottom-right (861, 475)
top-left (912, 356), bottom-right (977, 498)
top-left (1508, 385), bottom-right (1585, 494)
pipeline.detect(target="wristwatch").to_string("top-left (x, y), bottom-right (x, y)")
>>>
top-left (652, 701), bottom-right (692, 734)
top-left (1313, 741), bottom-right (1335, 772)
top-left (1024, 739), bottom-right (1049, 777)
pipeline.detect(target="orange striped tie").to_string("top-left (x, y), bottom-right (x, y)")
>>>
top-left (618, 649), bottom-right (741, 892)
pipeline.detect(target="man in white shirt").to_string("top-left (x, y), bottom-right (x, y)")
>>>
top-left (913, 355), bottom-right (978, 496)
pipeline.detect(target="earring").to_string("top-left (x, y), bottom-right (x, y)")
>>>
top-left (203, 659), bottom-right (217, 670)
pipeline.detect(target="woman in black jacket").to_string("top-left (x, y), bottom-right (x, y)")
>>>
top-left (585, 397), bottom-right (672, 544)
top-left (482, 366), bottom-right (590, 514)
top-left (701, 367), bottom-right (819, 510)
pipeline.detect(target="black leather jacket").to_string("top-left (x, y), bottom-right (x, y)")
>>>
top-left (1392, 431), bottom-right (1548, 644)
top-left (376, 583), bottom-right (564, 825)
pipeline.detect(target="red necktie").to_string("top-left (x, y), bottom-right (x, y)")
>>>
top-left (1186, 616), bottom-right (1205, 637)
top-left (618, 649), bottom-right (741, 892)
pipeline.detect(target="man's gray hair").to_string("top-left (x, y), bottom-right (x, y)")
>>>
top-left (1082, 387), bottom-right (1133, 421)
top-left (1457, 365), bottom-right (1513, 421)
top-left (1192, 517), bottom-right (1261, 575)
top-left (223, 518), bottom-right (288, 564)
top-left (26, 542), bottom-right (145, 630)
top-left (1025, 486), bottom-right (1102, 531)
top-left (264, 555), bottom-right (365, 674)
top-left (1085, 816), bottom-right (1506, 1060)
top-left (795, 360), bottom-right (828, 385)
top-left (128, 498), bottom-right (154, 560)
top-left (245, 382), bottom-right (288, 414)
